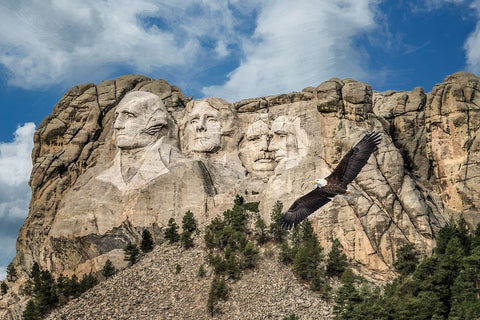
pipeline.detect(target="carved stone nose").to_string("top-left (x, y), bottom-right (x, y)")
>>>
top-left (196, 117), bottom-right (207, 131)
top-left (114, 120), bottom-right (124, 129)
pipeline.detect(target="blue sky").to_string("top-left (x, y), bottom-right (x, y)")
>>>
top-left (0, 0), bottom-right (479, 279)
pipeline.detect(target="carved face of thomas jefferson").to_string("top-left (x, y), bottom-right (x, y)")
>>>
top-left (187, 101), bottom-right (222, 152)
top-left (181, 98), bottom-right (236, 154)
top-left (114, 92), bottom-right (169, 150)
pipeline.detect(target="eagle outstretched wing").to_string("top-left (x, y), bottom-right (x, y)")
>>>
top-left (280, 188), bottom-right (334, 229)
top-left (326, 131), bottom-right (382, 187)
top-left (280, 131), bottom-right (382, 230)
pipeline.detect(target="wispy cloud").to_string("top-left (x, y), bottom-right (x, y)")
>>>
top-left (0, 0), bottom-right (381, 101)
top-left (0, 266), bottom-right (5, 281)
top-left (465, 1), bottom-right (480, 74)
top-left (0, 122), bottom-right (35, 187)
top-left (0, 1), bottom-right (252, 90)
top-left (0, 123), bottom-right (35, 275)
top-left (202, 0), bottom-right (379, 101)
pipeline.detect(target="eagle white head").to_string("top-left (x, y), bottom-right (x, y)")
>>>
top-left (313, 178), bottom-right (327, 188)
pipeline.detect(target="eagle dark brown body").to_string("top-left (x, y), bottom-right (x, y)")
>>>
top-left (280, 131), bottom-right (382, 229)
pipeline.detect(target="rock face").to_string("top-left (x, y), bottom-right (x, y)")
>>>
top-left (3, 71), bottom-right (480, 318)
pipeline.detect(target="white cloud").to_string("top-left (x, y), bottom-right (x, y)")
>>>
top-left (203, 0), bottom-right (379, 101)
top-left (464, 1), bottom-right (480, 74)
top-left (0, 122), bottom-right (35, 186)
top-left (0, 0), bottom-right (384, 101)
top-left (0, 235), bottom-right (17, 265)
top-left (0, 0), bottom-right (382, 101)
top-left (0, 267), bottom-right (5, 281)
top-left (0, 0), bottom-right (249, 89)
top-left (0, 122), bottom-right (34, 231)
top-left (0, 123), bottom-right (35, 280)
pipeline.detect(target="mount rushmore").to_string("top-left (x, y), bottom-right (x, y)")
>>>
top-left (7, 71), bottom-right (480, 293)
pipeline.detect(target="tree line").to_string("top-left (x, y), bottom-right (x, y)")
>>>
top-left (333, 216), bottom-right (480, 320)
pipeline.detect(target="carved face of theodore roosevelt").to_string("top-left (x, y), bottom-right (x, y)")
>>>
top-left (114, 91), bottom-right (170, 150)
top-left (239, 117), bottom-right (276, 178)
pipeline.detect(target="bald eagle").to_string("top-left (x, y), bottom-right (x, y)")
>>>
top-left (280, 131), bottom-right (382, 229)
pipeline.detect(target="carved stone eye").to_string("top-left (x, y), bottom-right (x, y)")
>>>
top-left (247, 134), bottom-right (261, 141)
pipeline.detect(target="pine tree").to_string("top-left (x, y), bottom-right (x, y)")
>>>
top-left (1, 281), bottom-right (7, 295)
top-left (269, 200), bottom-right (287, 243)
top-left (182, 210), bottom-right (197, 234)
top-left (180, 231), bottom-right (194, 249)
top-left (102, 259), bottom-right (116, 278)
top-left (180, 211), bottom-right (197, 249)
top-left (326, 238), bottom-right (348, 277)
top-left (80, 272), bottom-right (98, 291)
top-left (435, 219), bottom-right (458, 254)
top-left (242, 241), bottom-right (259, 269)
top-left (123, 242), bottom-right (140, 264)
top-left (6, 262), bottom-right (17, 281)
top-left (69, 274), bottom-right (82, 298)
top-left (34, 270), bottom-right (58, 315)
top-left (141, 229), bottom-right (154, 252)
top-left (292, 220), bottom-right (325, 285)
top-left (393, 242), bottom-right (419, 277)
top-left (30, 262), bottom-right (41, 287)
top-left (254, 215), bottom-right (270, 245)
top-left (198, 264), bottom-right (206, 278)
top-left (279, 241), bottom-right (294, 265)
top-left (165, 217), bottom-right (180, 243)
top-left (22, 299), bottom-right (41, 320)
top-left (207, 276), bottom-right (229, 316)
top-left (334, 268), bottom-right (362, 320)
top-left (55, 274), bottom-right (70, 304)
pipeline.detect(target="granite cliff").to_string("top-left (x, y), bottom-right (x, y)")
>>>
top-left (2, 71), bottom-right (480, 319)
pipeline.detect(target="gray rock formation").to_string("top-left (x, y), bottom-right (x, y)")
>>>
top-left (2, 71), bottom-right (480, 319)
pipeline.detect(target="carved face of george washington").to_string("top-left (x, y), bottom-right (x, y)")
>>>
top-left (114, 91), bottom-right (169, 150)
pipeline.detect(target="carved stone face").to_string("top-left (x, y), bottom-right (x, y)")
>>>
top-left (269, 116), bottom-right (309, 171)
top-left (185, 101), bottom-right (222, 153)
top-left (239, 119), bottom-right (276, 177)
top-left (114, 92), bottom-right (169, 150)
top-left (269, 116), bottom-right (296, 163)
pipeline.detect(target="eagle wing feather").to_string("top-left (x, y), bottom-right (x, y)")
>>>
top-left (280, 131), bottom-right (382, 229)
top-left (326, 131), bottom-right (381, 188)
top-left (280, 188), bottom-right (334, 229)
